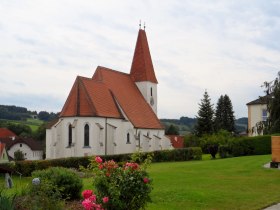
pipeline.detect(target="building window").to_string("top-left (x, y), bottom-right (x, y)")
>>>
top-left (150, 87), bottom-right (153, 96)
top-left (84, 124), bottom-right (90, 147)
top-left (68, 124), bottom-right (72, 146)
top-left (262, 109), bottom-right (268, 121)
top-left (20, 144), bottom-right (22, 147)
top-left (126, 133), bottom-right (130, 144)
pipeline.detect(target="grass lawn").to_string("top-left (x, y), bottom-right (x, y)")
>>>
top-left (147, 155), bottom-right (280, 210)
top-left (1, 155), bottom-right (279, 210)
top-left (0, 174), bottom-right (32, 196)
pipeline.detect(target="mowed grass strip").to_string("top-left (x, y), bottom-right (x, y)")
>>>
top-left (147, 155), bottom-right (280, 210)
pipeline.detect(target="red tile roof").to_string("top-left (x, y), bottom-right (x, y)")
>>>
top-left (0, 137), bottom-right (43, 151)
top-left (59, 29), bottom-right (163, 129)
top-left (0, 128), bottom-right (17, 138)
top-left (130, 29), bottom-right (158, 83)
top-left (168, 135), bottom-right (184, 148)
top-left (60, 76), bottom-right (123, 118)
top-left (93, 67), bottom-right (163, 129)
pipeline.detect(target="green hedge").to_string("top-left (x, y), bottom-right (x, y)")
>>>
top-left (0, 148), bottom-right (202, 176)
top-left (226, 135), bottom-right (271, 157)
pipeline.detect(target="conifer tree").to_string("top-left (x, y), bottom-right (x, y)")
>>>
top-left (214, 95), bottom-right (224, 132)
top-left (223, 94), bottom-right (235, 132)
top-left (194, 91), bottom-right (214, 136)
top-left (214, 94), bottom-right (235, 132)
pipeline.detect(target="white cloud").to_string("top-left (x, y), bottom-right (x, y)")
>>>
top-left (0, 0), bottom-right (280, 119)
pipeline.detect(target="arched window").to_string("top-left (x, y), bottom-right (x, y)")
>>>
top-left (126, 133), bottom-right (130, 144)
top-left (84, 124), bottom-right (89, 147)
top-left (68, 124), bottom-right (72, 146)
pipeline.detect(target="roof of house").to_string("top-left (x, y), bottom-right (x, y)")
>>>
top-left (0, 128), bottom-right (17, 138)
top-left (59, 29), bottom-right (163, 129)
top-left (167, 135), bottom-right (184, 148)
top-left (0, 137), bottom-right (43, 151)
top-left (246, 95), bottom-right (271, 105)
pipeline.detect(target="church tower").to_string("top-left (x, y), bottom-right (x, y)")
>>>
top-left (130, 29), bottom-right (158, 115)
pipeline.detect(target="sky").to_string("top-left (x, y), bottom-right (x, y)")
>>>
top-left (0, 0), bottom-right (280, 119)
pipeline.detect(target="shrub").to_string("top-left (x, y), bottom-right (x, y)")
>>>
top-left (218, 145), bottom-right (231, 158)
top-left (14, 180), bottom-right (64, 210)
top-left (83, 155), bottom-right (153, 210)
top-left (32, 167), bottom-right (83, 200)
top-left (184, 134), bottom-right (201, 147)
top-left (14, 150), bottom-right (24, 161)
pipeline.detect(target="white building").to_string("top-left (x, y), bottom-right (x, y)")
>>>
top-left (46, 29), bottom-right (172, 159)
top-left (247, 96), bottom-right (269, 136)
top-left (0, 138), bottom-right (43, 160)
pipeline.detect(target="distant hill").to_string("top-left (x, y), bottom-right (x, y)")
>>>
top-left (161, 117), bottom-right (196, 135)
top-left (235, 117), bottom-right (248, 133)
top-left (160, 117), bottom-right (248, 135)
top-left (0, 104), bottom-right (58, 122)
top-left (0, 105), bottom-right (36, 121)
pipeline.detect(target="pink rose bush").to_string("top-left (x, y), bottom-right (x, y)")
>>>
top-left (81, 189), bottom-right (107, 210)
top-left (143, 177), bottom-right (150, 184)
top-left (82, 155), bottom-right (153, 210)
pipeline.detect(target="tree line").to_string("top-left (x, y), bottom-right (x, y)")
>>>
top-left (0, 105), bottom-right (58, 122)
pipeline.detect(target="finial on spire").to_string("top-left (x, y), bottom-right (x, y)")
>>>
top-left (144, 22), bottom-right (146, 30)
top-left (139, 20), bottom-right (141, 29)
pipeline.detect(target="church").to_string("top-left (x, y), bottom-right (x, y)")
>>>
top-left (46, 28), bottom-right (173, 159)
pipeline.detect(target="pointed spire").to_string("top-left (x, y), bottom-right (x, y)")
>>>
top-left (130, 29), bottom-right (158, 83)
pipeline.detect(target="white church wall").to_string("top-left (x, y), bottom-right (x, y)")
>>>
top-left (136, 129), bottom-right (171, 152)
top-left (47, 117), bottom-right (142, 159)
top-left (46, 117), bottom-right (172, 159)
top-left (107, 118), bottom-right (136, 155)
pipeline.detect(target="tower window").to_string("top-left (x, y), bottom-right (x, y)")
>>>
top-left (126, 133), bottom-right (131, 144)
top-left (84, 124), bottom-right (90, 147)
top-left (151, 87), bottom-right (153, 96)
top-left (68, 124), bottom-right (72, 146)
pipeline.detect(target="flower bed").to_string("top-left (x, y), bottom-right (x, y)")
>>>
top-left (82, 155), bottom-right (153, 210)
